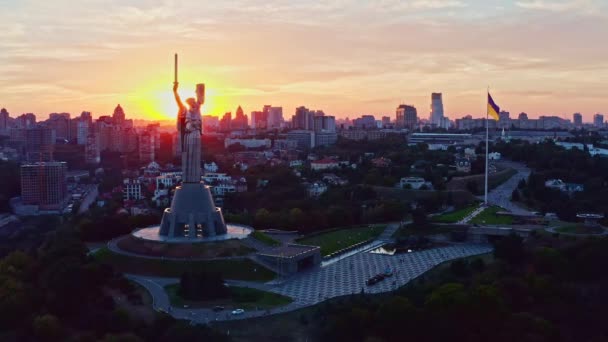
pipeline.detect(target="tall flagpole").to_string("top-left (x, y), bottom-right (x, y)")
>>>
top-left (484, 87), bottom-right (489, 206)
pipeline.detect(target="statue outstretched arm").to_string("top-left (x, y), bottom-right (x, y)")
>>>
top-left (173, 82), bottom-right (186, 113)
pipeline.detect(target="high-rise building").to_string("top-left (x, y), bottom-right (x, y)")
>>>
top-left (232, 106), bottom-right (248, 130)
top-left (251, 110), bottom-right (268, 129)
top-left (138, 130), bottom-right (155, 164)
top-left (220, 112), bottom-right (232, 132)
top-left (47, 113), bottom-right (71, 141)
top-left (25, 127), bottom-right (55, 161)
top-left (573, 113), bottom-right (583, 127)
top-left (313, 115), bottom-right (336, 133)
top-left (0, 108), bottom-right (9, 132)
top-left (85, 130), bottom-right (100, 164)
top-left (20, 161), bottom-right (68, 211)
top-left (498, 111), bottom-right (510, 129)
top-left (429, 93), bottom-right (444, 127)
top-left (594, 113), bottom-right (604, 128)
top-left (353, 115), bottom-right (376, 129)
top-left (313, 116), bottom-right (324, 132)
top-left (292, 106), bottom-right (314, 130)
top-left (77, 120), bottom-right (90, 145)
top-left (267, 106), bottom-right (283, 129)
top-left (323, 116), bottom-right (336, 133)
top-left (147, 123), bottom-right (160, 150)
top-left (202, 116), bottom-right (219, 131)
top-left (396, 104), bottom-right (417, 129)
top-left (16, 113), bottom-right (36, 128)
top-left (113, 104), bottom-right (125, 126)
top-left (80, 111), bottom-right (92, 124)
top-left (381, 116), bottom-right (391, 127)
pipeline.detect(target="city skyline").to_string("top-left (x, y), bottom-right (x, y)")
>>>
top-left (1, 1), bottom-right (607, 121)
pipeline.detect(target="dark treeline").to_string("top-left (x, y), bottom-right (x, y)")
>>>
top-left (494, 139), bottom-right (608, 220)
top-left (223, 138), bottom-right (465, 233)
top-left (0, 227), bottom-right (230, 342)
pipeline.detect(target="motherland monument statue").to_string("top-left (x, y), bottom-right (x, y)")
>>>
top-left (158, 54), bottom-right (227, 239)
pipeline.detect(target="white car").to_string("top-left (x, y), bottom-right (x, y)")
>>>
top-left (231, 308), bottom-right (245, 315)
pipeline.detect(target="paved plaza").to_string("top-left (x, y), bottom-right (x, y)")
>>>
top-left (272, 244), bottom-right (492, 306)
top-left (129, 242), bottom-right (492, 323)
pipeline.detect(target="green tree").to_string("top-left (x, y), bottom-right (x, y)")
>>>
top-left (32, 314), bottom-right (64, 341)
top-left (511, 189), bottom-right (520, 201)
top-left (493, 234), bottom-right (525, 265)
top-left (254, 208), bottom-right (272, 229)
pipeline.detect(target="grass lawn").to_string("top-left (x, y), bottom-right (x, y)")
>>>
top-left (432, 205), bottom-right (479, 223)
top-left (296, 225), bottom-right (385, 256)
top-left (251, 231), bottom-right (281, 246)
top-left (93, 247), bottom-right (275, 281)
top-left (393, 223), bottom-right (463, 239)
top-left (470, 206), bottom-right (513, 225)
top-left (165, 284), bottom-right (293, 310)
top-left (555, 224), bottom-right (605, 235)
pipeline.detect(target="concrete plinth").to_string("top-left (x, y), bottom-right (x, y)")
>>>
top-left (159, 182), bottom-right (227, 239)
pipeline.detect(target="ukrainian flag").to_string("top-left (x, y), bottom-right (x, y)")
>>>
top-left (487, 93), bottom-right (500, 120)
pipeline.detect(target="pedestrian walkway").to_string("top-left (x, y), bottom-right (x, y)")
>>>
top-left (129, 242), bottom-right (492, 323)
top-left (459, 206), bottom-right (484, 224)
top-left (377, 223), bottom-right (401, 241)
top-left (273, 244), bottom-right (491, 307)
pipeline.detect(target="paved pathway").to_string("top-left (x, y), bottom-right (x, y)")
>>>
top-left (377, 223), bottom-right (401, 241)
top-left (479, 160), bottom-right (531, 215)
top-left (129, 243), bottom-right (492, 323)
top-left (459, 206), bottom-right (485, 224)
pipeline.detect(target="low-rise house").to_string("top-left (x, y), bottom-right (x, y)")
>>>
top-left (307, 182), bottom-right (328, 197)
top-left (204, 162), bottom-right (219, 172)
top-left (455, 158), bottom-right (471, 173)
top-left (545, 179), bottom-right (584, 193)
top-left (203, 172), bottom-right (232, 183)
top-left (489, 152), bottom-right (501, 160)
top-left (289, 160), bottom-right (304, 168)
top-left (399, 177), bottom-right (431, 190)
top-left (371, 157), bottom-right (391, 168)
top-left (322, 173), bottom-right (348, 186)
top-left (311, 158), bottom-right (339, 171)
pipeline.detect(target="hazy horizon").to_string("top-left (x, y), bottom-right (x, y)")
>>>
top-left (1, 0), bottom-right (607, 121)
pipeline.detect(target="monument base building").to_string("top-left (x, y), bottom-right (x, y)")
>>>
top-left (159, 182), bottom-right (227, 238)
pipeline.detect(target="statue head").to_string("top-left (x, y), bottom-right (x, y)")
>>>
top-left (186, 98), bottom-right (197, 109)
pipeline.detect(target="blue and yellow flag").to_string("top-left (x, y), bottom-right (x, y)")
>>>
top-left (487, 93), bottom-right (500, 120)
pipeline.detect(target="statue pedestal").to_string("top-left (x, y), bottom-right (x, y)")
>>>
top-left (159, 182), bottom-right (227, 239)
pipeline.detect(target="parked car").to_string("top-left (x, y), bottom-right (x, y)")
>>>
top-left (213, 306), bottom-right (225, 312)
top-left (366, 274), bottom-right (385, 286)
top-left (231, 308), bottom-right (245, 315)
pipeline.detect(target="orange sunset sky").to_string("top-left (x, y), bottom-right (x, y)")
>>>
top-left (1, 0), bottom-right (607, 121)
